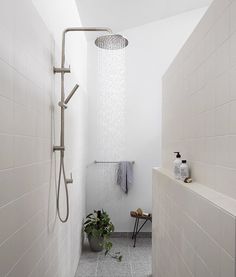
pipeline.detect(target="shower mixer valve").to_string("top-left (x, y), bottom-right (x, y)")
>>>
top-left (53, 146), bottom-right (65, 152)
top-left (53, 66), bottom-right (71, 74)
top-left (66, 173), bottom-right (73, 184)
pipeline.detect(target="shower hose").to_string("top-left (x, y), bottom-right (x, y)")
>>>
top-left (56, 154), bottom-right (69, 223)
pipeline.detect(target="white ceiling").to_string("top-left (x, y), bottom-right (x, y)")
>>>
top-left (75, 0), bottom-right (212, 33)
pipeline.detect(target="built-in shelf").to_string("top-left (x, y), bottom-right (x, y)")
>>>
top-left (153, 167), bottom-right (236, 217)
top-left (153, 167), bottom-right (236, 277)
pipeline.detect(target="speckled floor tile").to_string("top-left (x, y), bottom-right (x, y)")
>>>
top-left (97, 261), bottom-right (132, 276)
top-left (75, 237), bottom-right (151, 277)
top-left (75, 262), bottom-right (98, 277)
top-left (131, 261), bottom-right (152, 275)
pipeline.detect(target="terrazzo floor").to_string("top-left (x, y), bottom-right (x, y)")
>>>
top-left (75, 237), bottom-right (152, 277)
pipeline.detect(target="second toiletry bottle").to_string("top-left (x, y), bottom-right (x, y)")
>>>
top-left (180, 160), bottom-right (189, 181)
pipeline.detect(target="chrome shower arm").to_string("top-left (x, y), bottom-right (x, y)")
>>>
top-left (61, 27), bottom-right (112, 68)
top-left (63, 27), bottom-right (112, 33)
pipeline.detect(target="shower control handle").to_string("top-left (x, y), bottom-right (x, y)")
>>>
top-left (53, 66), bottom-right (71, 74)
top-left (66, 173), bottom-right (73, 184)
top-left (53, 146), bottom-right (65, 152)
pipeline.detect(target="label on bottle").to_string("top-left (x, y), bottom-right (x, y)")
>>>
top-left (180, 166), bottom-right (189, 181)
top-left (174, 165), bottom-right (180, 179)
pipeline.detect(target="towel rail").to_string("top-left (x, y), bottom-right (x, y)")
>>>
top-left (94, 160), bottom-right (135, 164)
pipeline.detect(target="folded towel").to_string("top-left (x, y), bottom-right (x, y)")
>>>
top-left (117, 161), bottom-right (133, 194)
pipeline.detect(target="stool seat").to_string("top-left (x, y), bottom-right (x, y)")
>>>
top-left (130, 211), bottom-right (152, 220)
top-left (130, 210), bottom-right (152, 247)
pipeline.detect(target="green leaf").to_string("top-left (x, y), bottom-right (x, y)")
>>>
top-left (86, 213), bottom-right (93, 218)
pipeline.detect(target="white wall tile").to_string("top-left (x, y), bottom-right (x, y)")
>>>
top-left (204, 110), bottom-right (215, 137)
top-left (215, 104), bottom-right (230, 136)
top-left (0, 60), bottom-right (13, 100)
top-left (214, 72), bottom-right (230, 107)
top-left (220, 249), bottom-right (235, 277)
top-left (229, 66), bottom-right (236, 100)
top-left (0, 26), bottom-right (13, 64)
top-left (229, 31), bottom-right (236, 67)
top-left (215, 40), bottom-right (230, 77)
top-left (219, 211), bottom-right (235, 258)
top-left (0, 134), bottom-right (14, 169)
top-left (228, 135), bottom-right (236, 167)
top-left (13, 136), bottom-right (35, 167)
top-left (195, 254), bottom-right (214, 277)
top-left (215, 8), bottom-right (230, 47)
top-left (229, 100), bottom-right (236, 134)
top-left (13, 103), bottom-right (36, 137)
top-left (230, 0), bottom-right (236, 34)
top-left (13, 72), bottom-right (27, 107)
top-left (0, 96), bottom-right (13, 134)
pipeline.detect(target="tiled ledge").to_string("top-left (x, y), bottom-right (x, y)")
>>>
top-left (153, 167), bottom-right (236, 217)
top-left (152, 167), bottom-right (236, 277)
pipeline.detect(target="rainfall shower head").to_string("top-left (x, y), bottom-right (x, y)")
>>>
top-left (95, 34), bottom-right (128, 50)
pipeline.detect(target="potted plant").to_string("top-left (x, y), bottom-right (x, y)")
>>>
top-left (84, 210), bottom-right (122, 261)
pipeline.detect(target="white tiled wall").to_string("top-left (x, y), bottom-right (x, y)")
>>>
top-left (153, 168), bottom-right (236, 277)
top-left (154, 0), bottom-right (236, 276)
top-left (0, 0), bottom-right (87, 276)
top-left (162, 0), bottom-right (236, 199)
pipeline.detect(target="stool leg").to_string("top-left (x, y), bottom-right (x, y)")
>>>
top-left (132, 218), bottom-right (138, 240)
top-left (133, 218), bottom-right (139, 247)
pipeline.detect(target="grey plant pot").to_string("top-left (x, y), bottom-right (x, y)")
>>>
top-left (88, 235), bottom-right (104, 252)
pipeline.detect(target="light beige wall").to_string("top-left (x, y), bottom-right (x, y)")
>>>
top-left (0, 0), bottom-right (87, 276)
top-left (162, 0), bottom-right (236, 199)
top-left (154, 0), bottom-right (236, 276)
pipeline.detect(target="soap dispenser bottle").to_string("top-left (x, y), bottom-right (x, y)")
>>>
top-left (180, 160), bottom-right (189, 181)
top-left (174, 152), bottom-right (181, 180)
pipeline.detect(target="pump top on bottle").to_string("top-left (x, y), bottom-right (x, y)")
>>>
top-left (174, 152), bottom-right (181, 158)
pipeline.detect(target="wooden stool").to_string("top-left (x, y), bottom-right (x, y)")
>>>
top-left (130, 211), bottom-right (152, 247)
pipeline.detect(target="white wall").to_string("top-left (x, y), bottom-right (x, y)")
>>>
top-left (86, 8), bottom-right (207, 232)
top-left (33, 0), bottom-right (88, 275)
top-left (0, 0), bottom-right (88, 276)
top-left (154, 0), bottom-right (236, 276)
top-left (162, 0), bottom-right (236, 199)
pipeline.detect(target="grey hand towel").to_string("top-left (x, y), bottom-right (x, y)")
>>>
top-left (117, 161), bottom-right (133, 194)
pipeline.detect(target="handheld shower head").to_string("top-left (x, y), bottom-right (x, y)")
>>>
top-left (95, 34), bottom-right (128, 50)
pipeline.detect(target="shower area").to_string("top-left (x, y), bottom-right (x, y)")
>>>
top-left (85, 32), bottom-right (154, 234)
top-left (75, 33), bottom-right (153, 277)
top-left (86, 40), bottom-right (130, 231)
